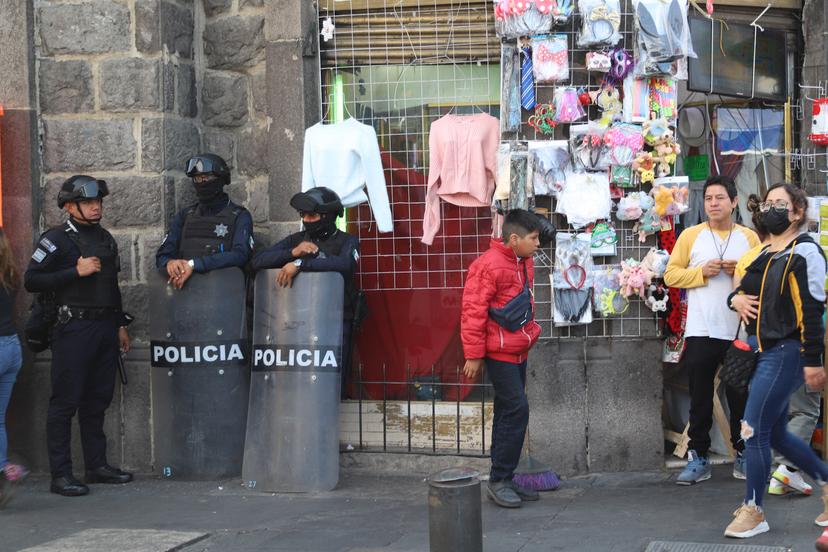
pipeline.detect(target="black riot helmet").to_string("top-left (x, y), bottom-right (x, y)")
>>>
top-left (185, 153), bottom-right (231, 186)
top-left (290, 187), bottom-right (344, 240)
top-left (57, 175), bottom-right (109, 208)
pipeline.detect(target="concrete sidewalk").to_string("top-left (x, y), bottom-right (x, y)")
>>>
top-left (0, 465), bottom-right (823, 551)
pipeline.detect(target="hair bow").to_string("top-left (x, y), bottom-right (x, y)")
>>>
top-left (536, 44), bottom-right (567, 65)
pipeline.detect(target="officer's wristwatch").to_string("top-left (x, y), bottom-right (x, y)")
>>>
top-left (187, 259), bottom-right (195, 269)
top-left (293, 259), bottom-right (302, 270)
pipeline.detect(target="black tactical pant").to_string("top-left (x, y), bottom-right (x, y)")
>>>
top-left (47, 318), bottom-right (119, 478)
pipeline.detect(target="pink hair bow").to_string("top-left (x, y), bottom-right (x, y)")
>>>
top-left (536, 44), bottom-right (567, 65)
top-left (604, 129), bottom-right (644, 152)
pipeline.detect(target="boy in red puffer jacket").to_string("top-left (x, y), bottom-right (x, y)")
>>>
top-left (461, 209), bottom-right (542, 509)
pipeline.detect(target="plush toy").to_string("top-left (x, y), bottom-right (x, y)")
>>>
top-left (641, 247), bottom-right (670, 278)
top-left (618, 259), bottom-right (654, 299)
top-left (652, 185), bottom-right (674, 217)
top-left (642, 114), bottom-right (672, 146)
top-left (635, 208), bottom-right (663, 242)
top-left (616, 191), bottom-right (654, 221)
top-left (632, 151), bottom-right (656, 184)
top-left (645, 284), bottom-right (669, 312)
top-left (667, 185), bottom-right (689, 216)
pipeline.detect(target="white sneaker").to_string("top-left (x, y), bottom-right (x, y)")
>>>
top-left (772, 464), bottom-right (813, 495)
top-left (768, 478), bottom-right (792, 496)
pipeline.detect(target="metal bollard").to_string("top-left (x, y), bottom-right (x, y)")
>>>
top-left (427, 467), bottom-right (483, 552)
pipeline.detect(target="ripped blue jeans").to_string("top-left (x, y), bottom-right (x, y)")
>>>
top-left (743, 338), bottom-right (828, 507)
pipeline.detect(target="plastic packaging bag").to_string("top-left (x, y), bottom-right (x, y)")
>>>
top-left (553, 87), bottom-right (586, 124)
top-left (570, 124), bottom-right (610, 171)
top-left (603, 123), bottom-right (644, 166)
top-left (494, 0), bottom-right (553, 38)
top-left (556, 171), bottom-right (611, 228)
top-left (633, 0), bottom-right (696, 62)
top-left (532, 35), bottom-right (569, 83)
top-left (528, 140), bottom-right (570, 196)
top-left (578, 0), bottom-right (622, 48)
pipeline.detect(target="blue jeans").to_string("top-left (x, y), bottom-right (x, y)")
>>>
top-left (743, 338), bottom-right (828, 507)
top-left (0, 334), bottom-right (22, 470)
top-left (486, 358), bottom-right (528, 482)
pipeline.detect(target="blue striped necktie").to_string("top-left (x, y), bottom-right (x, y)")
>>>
top-left (520, 47), bottom-right (536, 111)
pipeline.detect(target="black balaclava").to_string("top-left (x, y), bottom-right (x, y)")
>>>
top-left (193, 176), bottom-right (224, 205)
top-left (761, 208), bottom-right (793, 236)
top-left (305, 213), bottom-right (337, 240)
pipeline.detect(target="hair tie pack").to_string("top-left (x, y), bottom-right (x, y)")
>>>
top-left (528, 103), bottom-right (558, 135)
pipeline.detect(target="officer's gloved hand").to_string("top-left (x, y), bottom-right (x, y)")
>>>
top-left (534, 212), bottom-right (557, 248)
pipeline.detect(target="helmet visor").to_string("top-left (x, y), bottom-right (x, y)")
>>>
top-left (186, 156), bottom-right (217, 177)
top-left (76, 178), bottom-right (109, 200)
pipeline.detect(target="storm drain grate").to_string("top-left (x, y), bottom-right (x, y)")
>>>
top-left (18, 529), bottom-right (209, 552)
top-left (645, 542), bottom-right (789, 552)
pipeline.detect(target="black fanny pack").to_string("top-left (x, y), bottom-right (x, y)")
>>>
top-left (488, 264), bottom-right (534, 332)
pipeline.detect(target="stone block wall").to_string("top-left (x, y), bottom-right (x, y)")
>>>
top-left (35, 0), bottom-right (198, 343)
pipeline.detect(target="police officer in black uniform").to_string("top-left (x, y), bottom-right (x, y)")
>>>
top-left (24, 176), bottom-right (133, 497)
top-left (252, 187), bottom-right (360, 396)
top-left (156, 154), bottom-right (253, 287)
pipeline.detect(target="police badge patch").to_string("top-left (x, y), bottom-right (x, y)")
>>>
top-left (32, 248), bottom-right (47, 263)
top-left (214, 223), bottom-right (229, 237)
top-left (39, 237), bottom-right (57, 252)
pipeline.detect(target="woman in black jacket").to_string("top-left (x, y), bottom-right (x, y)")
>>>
top-left (0, 228), bottom-right (28, 507)
top-left (726, 183), bottom-right (828, 547)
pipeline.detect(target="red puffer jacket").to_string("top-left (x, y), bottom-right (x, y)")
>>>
top-left (461, 239), bottom-right (542, 363)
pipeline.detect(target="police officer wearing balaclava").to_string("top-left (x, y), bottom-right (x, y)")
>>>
top-left (252, 187), bottom-right (360, 396)
top-left (156, 154), bottom-right (253, 288)
top-left (24, 176), bottom-right (133, 497)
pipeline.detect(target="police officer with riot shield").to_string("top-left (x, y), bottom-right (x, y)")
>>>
top-left (156, 153), bottom-right (253, 283)
top-left (150, 154), bottom-right (251, 479)
top-left (24, 176), bottom-right (133, 497)
top-left (252, 187), bottom-right (360, 396)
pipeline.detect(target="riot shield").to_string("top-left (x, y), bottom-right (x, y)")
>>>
top-left (242, 270), bottom-right (344, 492)
top-left (149, 267), bottom-right (249, 480)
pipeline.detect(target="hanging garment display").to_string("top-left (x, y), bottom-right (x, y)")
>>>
top-left (532, 34), bottom-right (569, 83)
top-left (577, 0), bottom-right (622, 48)
top-left (501, 43), bottom-right (522, 133)
top-left (552, 233), bottom-right (594, 325)
top-left (555, 171), bottom-right (611, 228)
top-left (422, 113), bottom-right (500, 245)
top-left (494, 0), bottom-right (554, 38)
top-left (528, 140), bottom-right (569, 196)
top-left (302, 118), bottom-right (393, 232)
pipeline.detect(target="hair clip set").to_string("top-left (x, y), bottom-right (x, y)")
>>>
top-left (528, 104), bottom-right (558, 135)
top-left (618, 258), bottom-right (654, 299)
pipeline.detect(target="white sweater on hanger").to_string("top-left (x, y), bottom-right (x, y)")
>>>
top-left (301, 118), bottom-right (393, 233)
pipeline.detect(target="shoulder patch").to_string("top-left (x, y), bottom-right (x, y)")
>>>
top-left (39, 237), bottom-right (57, 253)
top-left (352, 249), bottom-right (360, 263)
top-left (161, 233), bottom-right (168, 246)
top-left (249, 235), bottom-right (254, 250)
top-left (32, 248), bottom-right (47, 263)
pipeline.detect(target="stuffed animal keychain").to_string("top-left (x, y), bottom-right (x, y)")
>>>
top-left (641, 247), bottom-right (670, 278)
top-left (645, 283), bottom-right (669, 312)
top-left (632, 151), bottom-right (656, 184)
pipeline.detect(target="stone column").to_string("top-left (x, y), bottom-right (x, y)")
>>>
top-left (0, 0), bottom-right (40, 473)
top-left (263, 0), bottom-right (321, 241)
top-left (801, 0), bottom-right (827, 193)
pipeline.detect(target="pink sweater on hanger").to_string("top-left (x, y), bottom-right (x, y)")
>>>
top-left (421, 113), bottom-right (500, 245)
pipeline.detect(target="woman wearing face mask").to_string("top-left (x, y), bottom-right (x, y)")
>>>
top-left (724, 184), bottom-right (828, 548)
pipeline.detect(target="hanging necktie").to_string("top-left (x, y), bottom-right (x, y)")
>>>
top-left (520, 47), bottom-right (536, 111)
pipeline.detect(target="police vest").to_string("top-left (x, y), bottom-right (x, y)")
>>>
top-left (56, 223), bottom-right (121, 309)
top-left (309, 230), bottom-right (358, 320)
top-left (178, 203), bottom-right (241, 259)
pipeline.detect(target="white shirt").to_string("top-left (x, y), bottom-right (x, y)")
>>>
top-left (302, 118), bottom-right (393, 233)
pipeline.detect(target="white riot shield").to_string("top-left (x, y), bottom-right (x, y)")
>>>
top-left (149, 267), bottom-right (249, 480)
top-left (242, 270), bottom-right (344, 492)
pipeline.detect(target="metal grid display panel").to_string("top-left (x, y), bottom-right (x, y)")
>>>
top-left (317, 0), bottom-right (659, 340)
